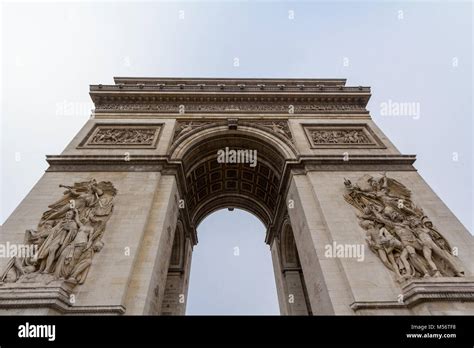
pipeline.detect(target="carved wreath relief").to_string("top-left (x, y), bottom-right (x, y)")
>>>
top-left (344, 173), bottom-right (464, 281)
top-left (0, 179), bottom-right (117, 286)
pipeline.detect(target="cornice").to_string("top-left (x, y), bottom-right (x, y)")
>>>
top-left (45, 154), bottom-right (416, 171)
top-left (90, 94), bottom-right (370, 114)
top-left (90, 91), bottom-right (370, 101)
top-left (113, 76), bottom-right (349, 86)
top-left (89, 77), bottom-right (371, 114)
top-left (90, 84), bottom-right (370, 94)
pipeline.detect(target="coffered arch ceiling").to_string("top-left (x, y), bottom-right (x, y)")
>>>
top-left (174, 127), bottom-right (292, 228)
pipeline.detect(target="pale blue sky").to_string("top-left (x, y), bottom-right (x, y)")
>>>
top-left (186, 209), bottom-right (279, 315)
top-left (1, 1), bottom-right (472, 314)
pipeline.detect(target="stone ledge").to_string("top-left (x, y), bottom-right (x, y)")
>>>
top-left (350, 277), bottom-right (474, 311)
top-left (402, 278), bottom-right (474, 307)
top-left (0, 282), bottom-right (125, 315)
top-left (45, 154), bottom-right (416, 167)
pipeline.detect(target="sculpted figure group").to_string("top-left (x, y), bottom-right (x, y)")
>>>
top-left (0, 179), bottom-right (116, 286)
top-left (312, 129), bottom-right (370, 144)
top-left (344, 173), bottom-right (464, 280)
top-left (90, 128), bottom-right (156, 145)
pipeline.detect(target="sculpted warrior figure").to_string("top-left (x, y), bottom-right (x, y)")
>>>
top-left (55, 209), bottom-right (96, 280)
top-left (41, 179), bottom-right (103, 224)
top-left (92, 129), bottom-right (119, 143)
top-left (360, 219), bottom-right (399, 274)
top-left (409, 218), bottom-right (464, 277)
top-left (347, 174), bottom-right (419, 217)
top-left (421, 217), bottom-right (451, 252)
top-left (378, 226), bottom-right (411, 278)
top-left (36, 209), bottom-right (79, 274)
top-left (370, 206), bottom-right (430, 277)
top-left (68, 241), bottom-right (104, 284)
top-left (25, 220), bottom-right (55, 247)
top-left (342, 130), bottom-right (368, 143)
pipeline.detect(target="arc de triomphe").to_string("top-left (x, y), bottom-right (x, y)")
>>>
top-left (0, 77), bottom-right (473, 315)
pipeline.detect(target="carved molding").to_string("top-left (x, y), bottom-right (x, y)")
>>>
top-left (93, 79), bottom-right (370, 93)
top-left (303, 124), bottom-right (384, 148)
top-left (92, 95), bottom-right (368, 114)
top-left (0, 281), bottom-right (126, 314)
top-left (95, 102), bottom-right (366, 113)
top-left (350, 278), bottom-right (474, 311)
top-left (79, 124), bottom-right (162, 149)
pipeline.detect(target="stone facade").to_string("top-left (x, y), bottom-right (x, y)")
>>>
top-left (0, 77), bottom-right (473, 315)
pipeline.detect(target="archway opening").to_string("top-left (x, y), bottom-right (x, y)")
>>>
top-left (162, 126), bottom-right (309, 315)
top-left (185, 208), bottom-right (279, 315)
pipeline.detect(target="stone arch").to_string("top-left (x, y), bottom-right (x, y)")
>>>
top-left (170, 125), bottom-right (296, 230)
top-left (194, 195), bottom-right (271, 228)
top-left (167, 123), bottom-right (301, 314)
top-left (170, 124), bottom-right (298, 162)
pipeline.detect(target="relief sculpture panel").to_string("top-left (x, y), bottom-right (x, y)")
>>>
top-left (303, 124), bottom-right (384, 149)
top-left (79, 124), bottom-right (162, 148)
top-left (0, 179), bottom-right (117, 286)
top-left (344, 173), bottom-right (464, 281)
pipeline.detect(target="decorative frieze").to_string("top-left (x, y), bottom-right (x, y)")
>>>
top-left (303, 124), bottom-right (383, 148)
top-left (94, 101), bottom-right (366, 114)
top-left (79, 124), bottom-right (162, 149)
top-left (311, 129), bottom-right (369, 144)
top-left (350, 278), bottom-right (474, 311)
